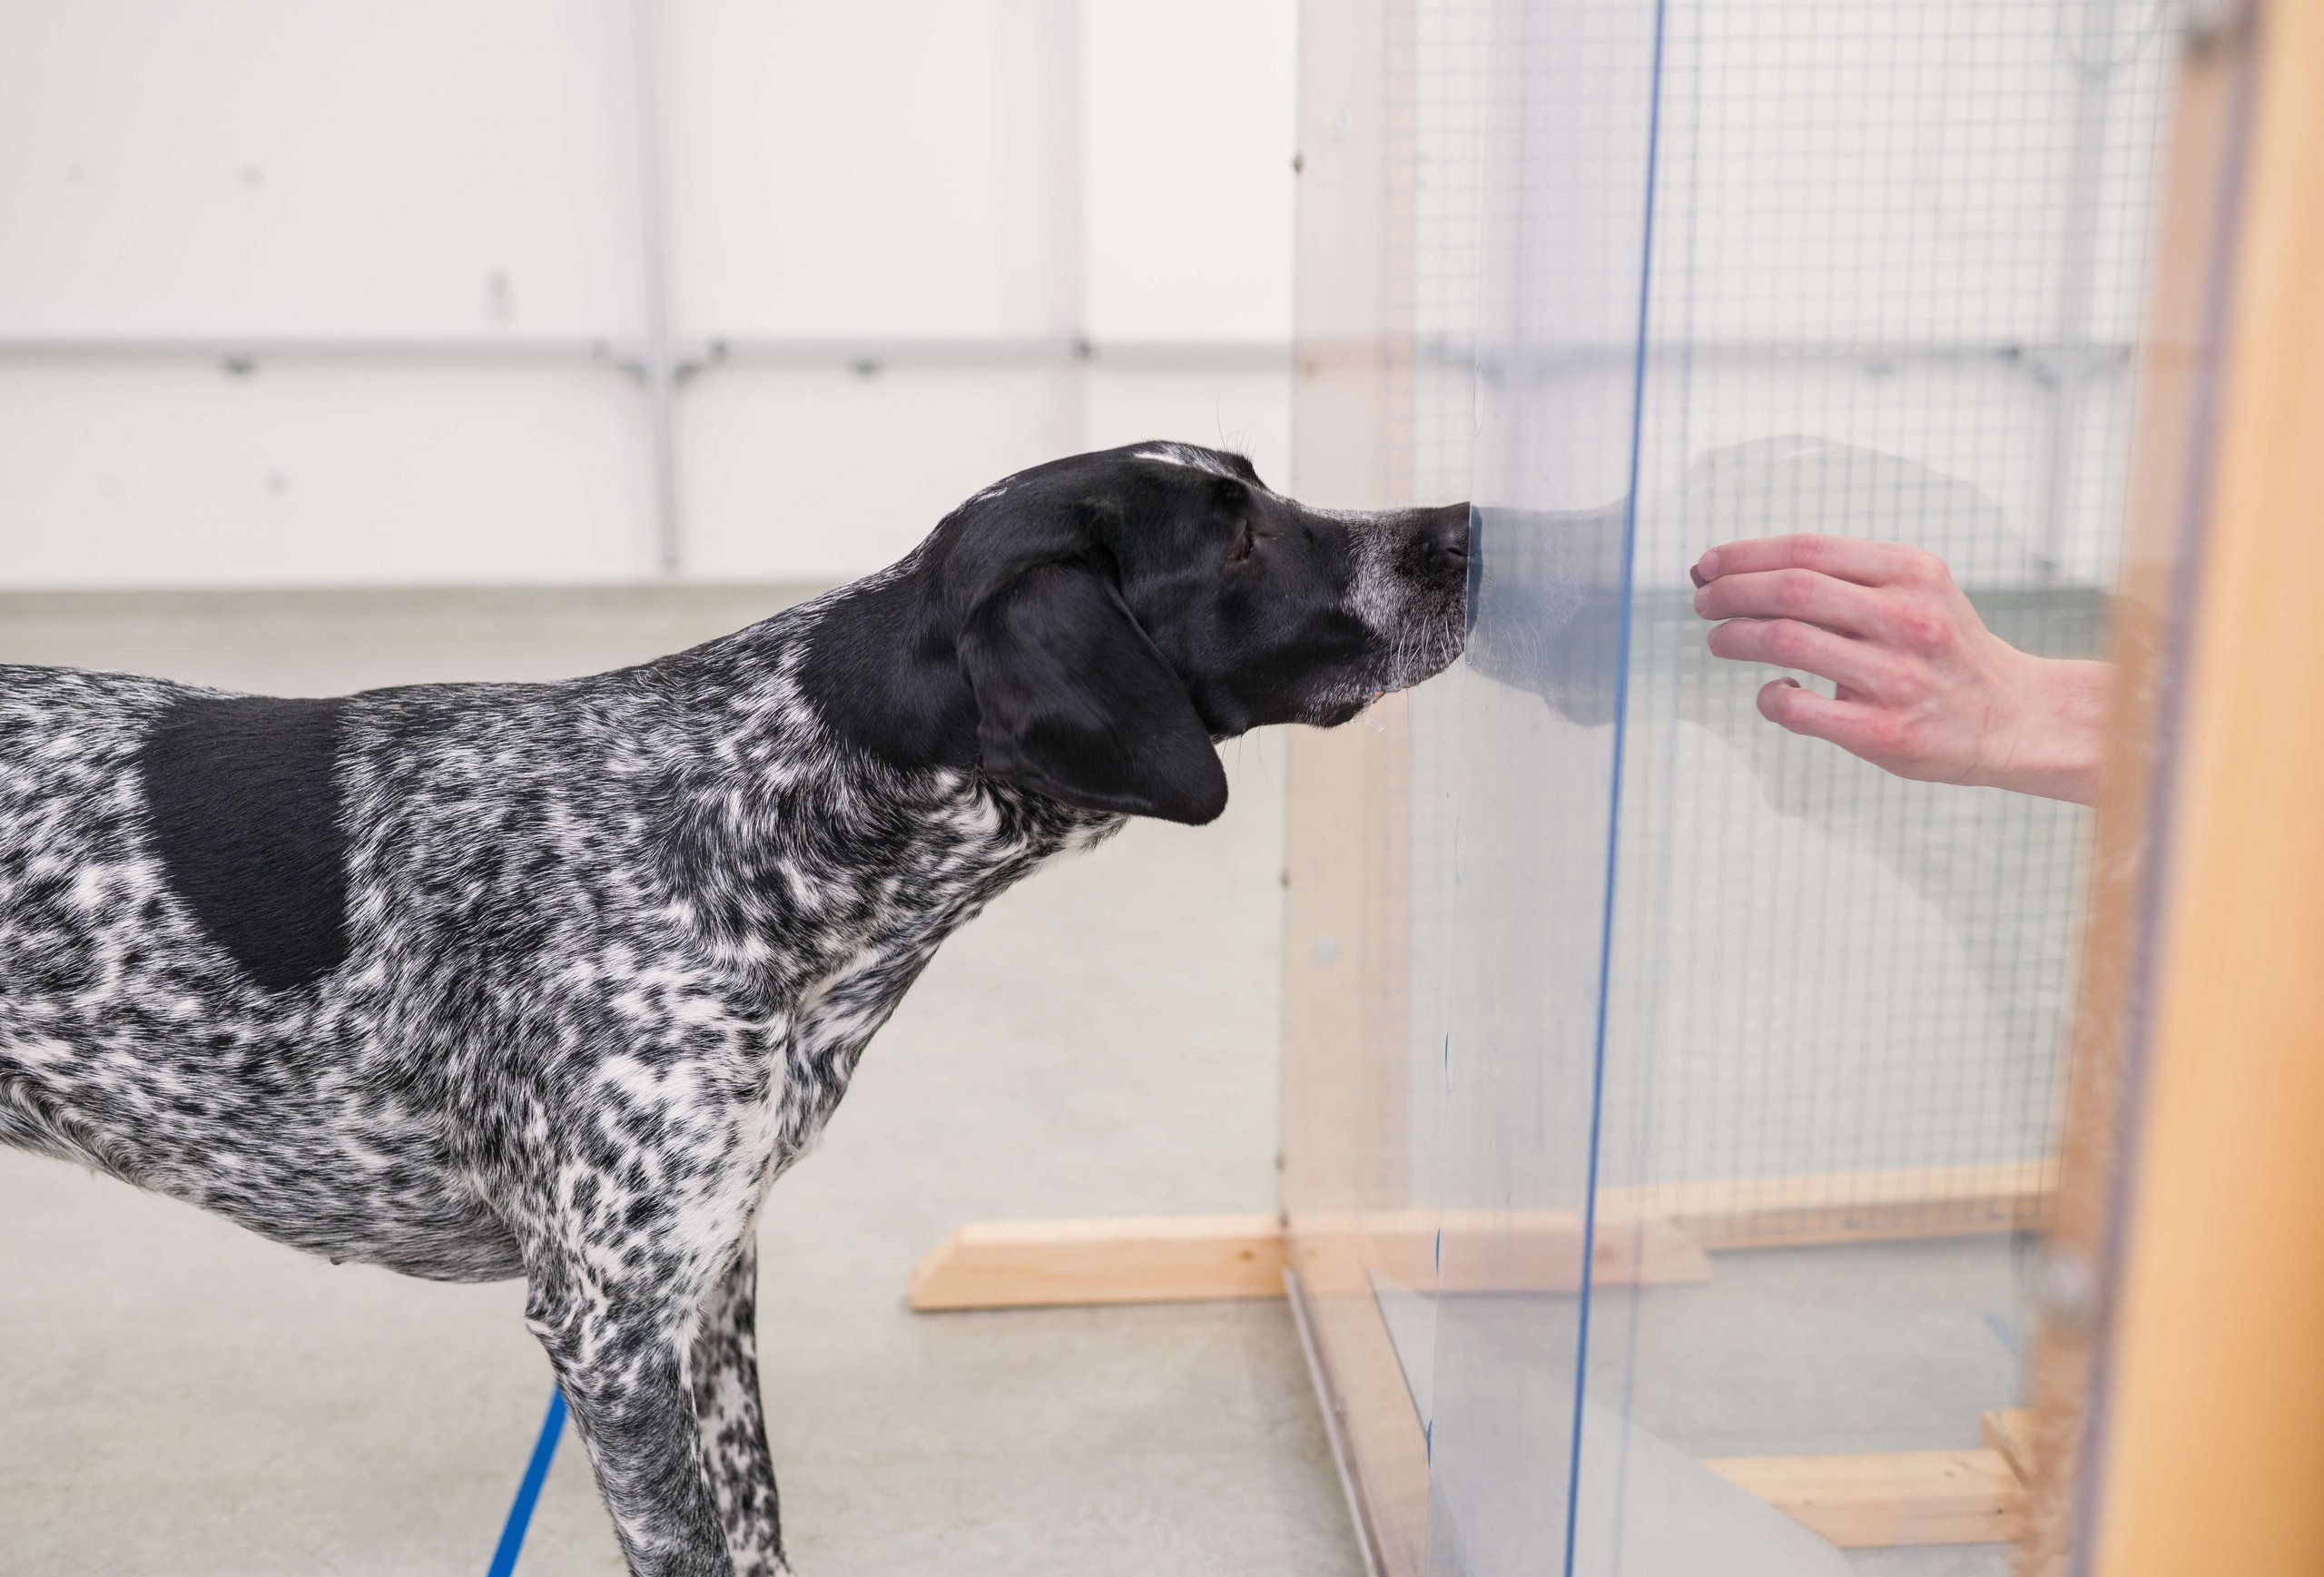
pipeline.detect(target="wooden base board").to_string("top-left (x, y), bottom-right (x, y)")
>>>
top-left (1705, 1449), bottom-right (2026, 1548)
top-left (1626, 1160), bottom-right (2054, 1252)
top-left (907, 1215), bottom-right (1285, 1311)
top-left (907, 1207), bottom-right (1713, 1312)
top-left (909, 1163), bottom-right (2052, 1313)
top-left (1304, 1206), bottom-right (1714, 1296)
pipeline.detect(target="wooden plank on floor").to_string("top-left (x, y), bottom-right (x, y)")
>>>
top-left (910, 1207), bottom-right (1712, 1311)
top-left (911, 1159), bottom-right (2061, 1312)
top-left (1982, 1409), bottom-right (2036, 1483)
top-left (1704, 1449), bottom-right (2025, 1548)
top-left (907, 1215), bottom-right (1286, 1311)
top-left (1623, 1160), bottom-right (2054, 1251)
top-left (1369, 1206), bottom-right (1713, 1293)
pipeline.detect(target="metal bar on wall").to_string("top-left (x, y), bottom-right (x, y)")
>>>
top-left (2034, 0), bottom-right (2129, 575)
top-left (626, 0), bottom-right (684, 575)
top-left (0, 332), bottom-right (2130, 379)
top-left (0, 333), bottom-right (1295, 371)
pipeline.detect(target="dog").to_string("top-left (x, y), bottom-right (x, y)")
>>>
top-left (0, 441), bottom-right (1468, 1576)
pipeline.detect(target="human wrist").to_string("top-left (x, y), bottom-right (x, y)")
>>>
top-left (1984, 655), bottom-right (2112, 804)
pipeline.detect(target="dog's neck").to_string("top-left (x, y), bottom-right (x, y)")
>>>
top-left (651, 587), bottom-right (1121, 1137)
top-left (659, 580), bottom-right (1121, 1004)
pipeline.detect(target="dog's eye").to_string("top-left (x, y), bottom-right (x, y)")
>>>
top-left (1227, 523), bottom-right (1256, 565)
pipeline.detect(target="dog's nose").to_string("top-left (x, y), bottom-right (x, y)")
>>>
top-left (1422, 503), bottom-right (1472, 573)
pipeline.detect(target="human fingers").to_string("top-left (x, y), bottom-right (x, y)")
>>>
top-left (1692, 567), bottom-right (1886, 636)
top-left (1755, 677), bottom-right (1893, 762)
top-left (1707, 617), bottom-right (1898, 696)
top-left (1690, 535), bottom-right (1945, 591)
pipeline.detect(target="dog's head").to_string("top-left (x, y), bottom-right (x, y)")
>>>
top-left (802, 441), bottom-right (1470, 825)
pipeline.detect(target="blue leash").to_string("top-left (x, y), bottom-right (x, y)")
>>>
top-left (487, 1388), bottom-right (567, 1577)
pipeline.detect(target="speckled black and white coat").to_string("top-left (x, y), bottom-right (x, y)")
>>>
top-left (0, 443), bottom-right (1470, 1577)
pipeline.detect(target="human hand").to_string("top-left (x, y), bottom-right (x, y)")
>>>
top-left (1689, 534), bottom-right (2110, 805)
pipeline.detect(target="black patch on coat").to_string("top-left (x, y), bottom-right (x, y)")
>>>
top-left (138, 695), bottom-right (350, 992)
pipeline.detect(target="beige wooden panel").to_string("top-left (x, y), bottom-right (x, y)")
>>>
top-left (2017, 16), bottom-right (2250, 1570)
top-left (1279, 4), bottom-right (1431, 1573)
top-left (2090, 5), bottom-right (2324, 1572)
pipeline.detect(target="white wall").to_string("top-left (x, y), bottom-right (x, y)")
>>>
top-left (0, 0), bottom-right (1296, 588)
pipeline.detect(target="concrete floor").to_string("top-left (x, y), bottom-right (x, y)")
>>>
top-left (0, 587), bottom-right (1360, 1577)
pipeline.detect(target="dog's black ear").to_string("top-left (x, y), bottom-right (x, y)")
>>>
top-left (960, 558), bottom-right (1229, 825)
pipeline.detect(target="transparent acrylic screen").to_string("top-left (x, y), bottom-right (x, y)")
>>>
top-left (1394, 3), bottom-right (2175, 1572)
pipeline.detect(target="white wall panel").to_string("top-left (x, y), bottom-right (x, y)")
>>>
top-left (0, 0), bottom-right (1300, 588)
top-left (675, 367), bottom-right (1070, 582)
top-left (678, 364), bottom-right (1294, 584)
top-left (1083, 0), bottom-right (1297, 341)
top-left (663, 0), bottom-right (1076, 338)
top-left (0, 1), bottom-right (637, 334)
top-left (0, 365), bottom-right (653, 587)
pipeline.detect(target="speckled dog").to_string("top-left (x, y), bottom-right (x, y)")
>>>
top-left (0, 442), bottom-right (1469, 1577)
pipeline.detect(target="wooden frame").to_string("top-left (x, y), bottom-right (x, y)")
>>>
top-left (1275, 1), bottom-right (1430, 1571)
top-left (1983, 1410), bottom-right (2036, 1485)
top-left (2014, 11), bottom-right (2255, 1567)
top-left (2053, 5), bottom-right (2324, 1572)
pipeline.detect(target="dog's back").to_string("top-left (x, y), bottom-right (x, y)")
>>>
top-left (0, 664), bottom-right (189, 1171)
top-left (0, 661), bottom-right (616, 1280)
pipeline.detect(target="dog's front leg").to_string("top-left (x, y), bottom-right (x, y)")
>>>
top-left (690, 1236), bottom-right (789, 1576)
top-left (524, 1255), bottom-right (734, 1577)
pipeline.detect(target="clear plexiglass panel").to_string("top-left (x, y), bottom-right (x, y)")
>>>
top-left (1399, 2), bottom-right (2178, 1574)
